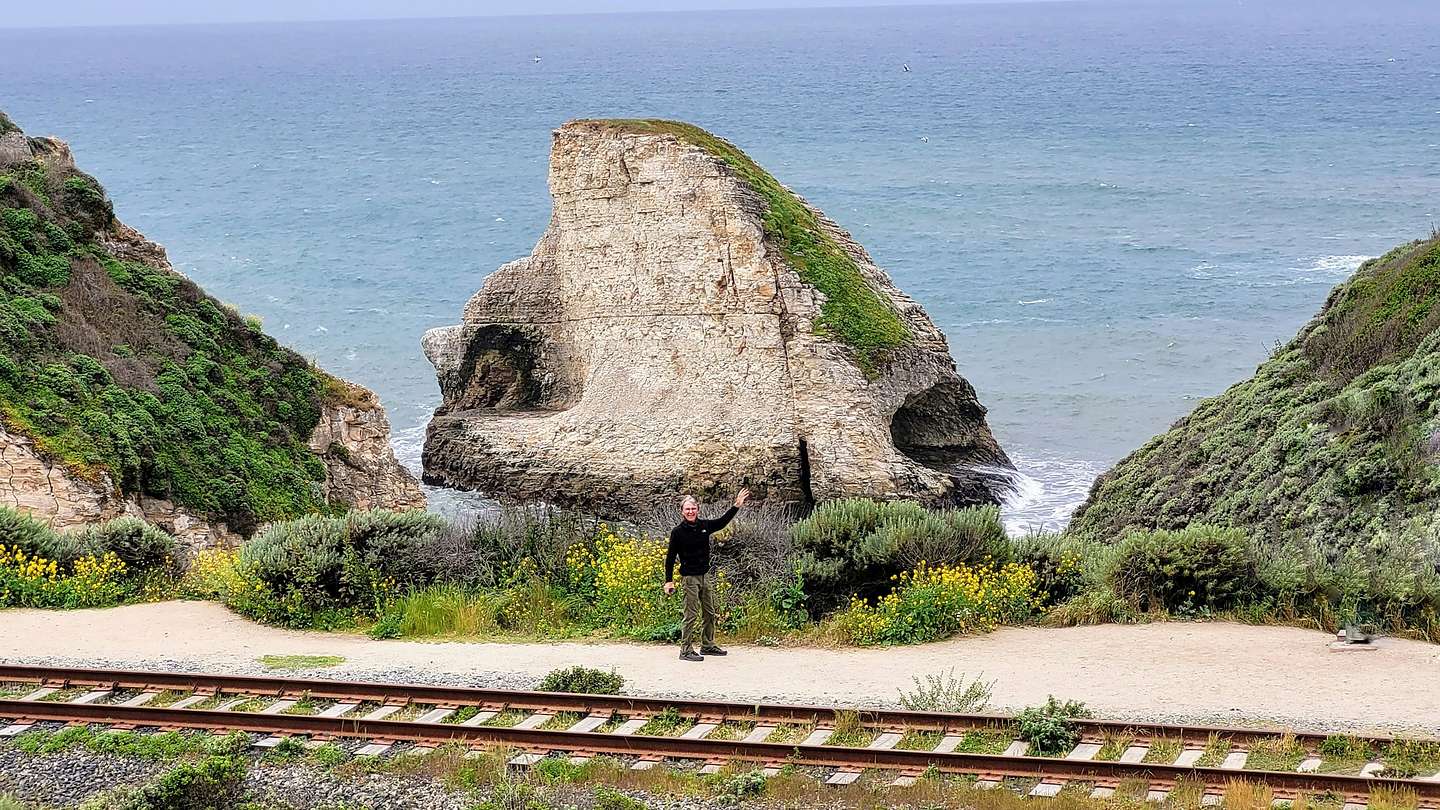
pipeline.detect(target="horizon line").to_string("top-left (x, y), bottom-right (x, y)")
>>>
top-left (0, 0), bottom-right (1087, 32)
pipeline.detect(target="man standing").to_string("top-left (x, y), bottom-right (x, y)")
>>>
top-left (664, 488), bottom-right (750, 661)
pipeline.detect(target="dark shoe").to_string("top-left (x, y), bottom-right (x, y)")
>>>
top-left (680, 651), bottom-right (704, 662)
top-left (700, 646), bottom-right (728, 656)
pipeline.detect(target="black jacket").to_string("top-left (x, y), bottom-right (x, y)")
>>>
top-left (665, 506), bottom-right (738, 580)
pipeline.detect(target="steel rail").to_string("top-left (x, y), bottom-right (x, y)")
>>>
top-left (0, 698), bottom-right (1432, 804)
top-left (0, 664), bottom-right (1417, 750)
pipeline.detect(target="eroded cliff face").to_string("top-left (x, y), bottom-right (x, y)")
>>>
top-left (0, 112), bottom-right (423, 547)
top-left (423, 120), bottom-right (1008, 514)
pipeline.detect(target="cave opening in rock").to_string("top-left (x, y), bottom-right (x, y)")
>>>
top-left (889, 381), bottom-right (1013, 505)
top-left (447, 324), bottom-right (555, 413)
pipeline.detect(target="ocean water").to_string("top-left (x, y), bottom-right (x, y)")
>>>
top-left (2, 0), bottom-right (1437, 531)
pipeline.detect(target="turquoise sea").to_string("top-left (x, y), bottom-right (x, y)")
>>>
top-left (2, 0), bottom-right (1437, 530)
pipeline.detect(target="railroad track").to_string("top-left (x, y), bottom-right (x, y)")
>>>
top-left (1, 665), bottom-right (1436, 807)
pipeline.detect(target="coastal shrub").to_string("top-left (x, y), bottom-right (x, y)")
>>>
top-left (239, 509), bottom-right (454, 624)
top-left (0, 507), bottom-right (79, 564)
top-left (0, 544), bottom-right (132, 608)
top-left (465, 506), bottom-right (594, 587)
top-left (830, 560), bottom-right (1037, 645)
top-left (791, 499), bottom-right (1009, 615)
top-left (538, 666), bottom-right (625, 695)
top-left (565, 523), bottom-right (689, 638)
top-left (1109, 525), bottom-right (1262, 614)
top-left (1011, 531), bottom-right (1090, 607)
top-left (1016, 697), bottom-right (1092, 756)
top-left (1257, 524), bottom-right (1440, 637)
top-left (69, 517), bottom-right (181, 574)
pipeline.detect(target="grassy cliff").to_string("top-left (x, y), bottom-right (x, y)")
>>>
top-left (1072, 234), bottom-right (1440, 552)
top-left (0, 112), bottom-right (340, 531)
top-left (585, 119), bottom-right (910, 372)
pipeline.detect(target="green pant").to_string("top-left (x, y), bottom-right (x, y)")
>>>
top-left (680, 573), bottom-right (717, 654)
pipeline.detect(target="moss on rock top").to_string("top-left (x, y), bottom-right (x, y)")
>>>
top-left (584, 119), bottom-right (910, 371)
top-left (1071, 234), bottom-right (1440, 551)
top-left (0, 113), bottom-right (345, 531)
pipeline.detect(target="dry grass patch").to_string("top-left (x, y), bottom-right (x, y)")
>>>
top-left (954, 729), bottom-right (1013, 754)
top-left (635, 707), bottom-right (692, 737)
top-left (1244, 733), bottom-right (1306, 772)
top-left (825, 710), bottom-right (877, 747)
top-left (705, 721), bottom-right (755, 741)
top-left (897, 730), bottom-right (943, 751)
top-left (482, 709), bottom-right (528, 728)
top-left (1197, 733), bottom-right (1232, 767)
top-left (765, 724), bottom-right (814, 745)
top-left (1144, 736), bottom-right (1184, 765)
top-left (541, 712), bottom-right (585, 731)
top-left (282, 697), bottom-right (327, 716)
top-left (1096, 731), bottom-right (1134, 761)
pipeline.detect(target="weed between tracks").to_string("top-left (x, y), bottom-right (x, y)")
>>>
top-left (1143, 736), bottom-right (1183, 764)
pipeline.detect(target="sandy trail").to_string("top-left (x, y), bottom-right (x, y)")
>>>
top-left (4, 601), bottom-right (1437, 734)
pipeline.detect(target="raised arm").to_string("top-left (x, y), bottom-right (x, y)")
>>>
top-left (704, 488), bottom-right (750, 532)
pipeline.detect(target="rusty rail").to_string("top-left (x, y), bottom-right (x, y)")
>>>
top-left (0, 664), bottom-right (1418, 748)
top-left (0, 698), bottom-right (1432, 804)
top-left (3, 665), bottom-right (1438, 806)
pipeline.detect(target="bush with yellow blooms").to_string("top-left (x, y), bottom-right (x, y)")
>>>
top-left (0, 544), bottom-right (131, 608)
top-left (832, 560), bottom-right (1039, 645)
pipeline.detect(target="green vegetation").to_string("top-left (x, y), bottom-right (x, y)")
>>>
top-left (588, 119), bottom-right (909, 372)
top-left (0, 509), bottom-right (180, 609)
top-left (537, 665), bottom-right (625, 695)
top-left (790, 498), bottom-right (1010, 615)
top-left (118, 754), bottom-right (247, 810)
top-left (0, 114), bottom-right (345, 531)
top-left (1015, 696), bottom-right (1092, 756)
top-left (896, 669), bottom-right (994, 713)
top-left (1072, 236), bottom-right (1440, 635)
top-left (258, 654), bottom-right (346, 671)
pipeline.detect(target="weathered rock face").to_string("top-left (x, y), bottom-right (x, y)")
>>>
top-left (0, 111), bottom-right (423, 547)
top-left (310, 390), bottom-right (427, 514)
top-left (0, 422), bottom-right (242, 551)
top-left (423, 120), bottom-right (1009, 515)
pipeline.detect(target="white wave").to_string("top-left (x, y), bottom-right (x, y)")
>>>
top-left (1295, 254), bottom-right (1370, 274)
top-left (1189, 253), bottom-right (1372, 288)
top-left (1017, 298), bottom-right (1051, 305)
top-left (976, 450), bottom-right (1106, 536)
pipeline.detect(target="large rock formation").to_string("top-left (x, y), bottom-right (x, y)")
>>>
top-left (1071, 235), bottom-right (1440, 551)
top-left (423, 120), bottom-right (1008, 514)
top-left (0, 112), bottom-right (422, 547)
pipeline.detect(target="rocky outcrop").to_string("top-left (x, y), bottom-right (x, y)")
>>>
top-left (310, 383), bottom-right (427, 514)
top-left (0, 111), bottom-right (423, 546)
top-left (423, 120), bottom-right (1008, 514)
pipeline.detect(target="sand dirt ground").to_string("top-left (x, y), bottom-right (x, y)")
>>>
top-left (3, 601), bottom-right (1437, 734)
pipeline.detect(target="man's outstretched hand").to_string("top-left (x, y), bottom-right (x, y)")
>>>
top-left (734, 488), bottom-right (751, 508)
top-left (664, 581), bottom-right (677, 595)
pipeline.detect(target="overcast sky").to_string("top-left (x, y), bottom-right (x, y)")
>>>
top-left (2, 0), bottom-right (1070, 28)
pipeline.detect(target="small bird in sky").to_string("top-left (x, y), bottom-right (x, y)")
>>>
top-left (903, 63), bottom-right (911, 72)
top-left (533, 55), bottom-right (542, 62)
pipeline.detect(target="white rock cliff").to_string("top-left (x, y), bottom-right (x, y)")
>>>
top-left (423, 121), bottom-right (1009, 514)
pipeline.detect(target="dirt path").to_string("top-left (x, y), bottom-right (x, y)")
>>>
top-left (4, 601), bottom-right (1437, 735)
